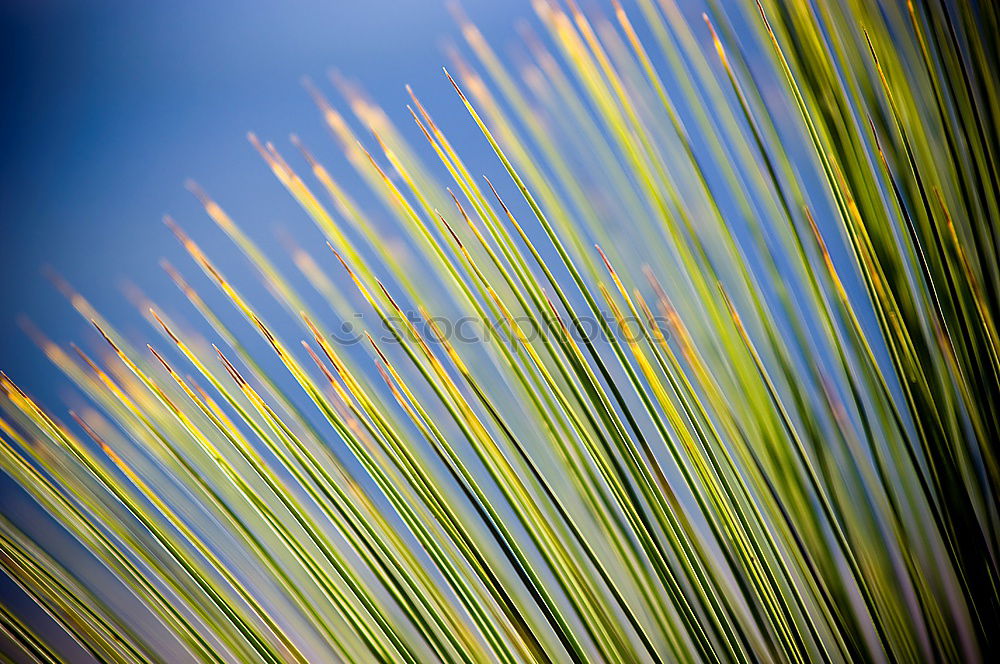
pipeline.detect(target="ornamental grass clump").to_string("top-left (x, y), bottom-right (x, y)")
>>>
top-left (1, 0), bottom-right (998, 662)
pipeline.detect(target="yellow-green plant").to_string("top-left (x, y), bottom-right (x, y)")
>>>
top-left (2, 0), bottom-right (998, 662)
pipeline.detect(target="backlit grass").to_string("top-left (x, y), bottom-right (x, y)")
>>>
top-left (2, 0), bottom-right (998, 662)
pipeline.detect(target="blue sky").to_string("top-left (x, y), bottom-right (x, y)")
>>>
top-left (0, 0), bottom-right (527, 405)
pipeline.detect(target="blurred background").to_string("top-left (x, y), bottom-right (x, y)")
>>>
top-left (0, 1), bottom-right (531, 659)
top-left (0, 0), bottom-right (528, 408)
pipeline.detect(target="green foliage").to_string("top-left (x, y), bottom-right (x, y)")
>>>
top-left (2, 0), bottom-right (998, 662)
